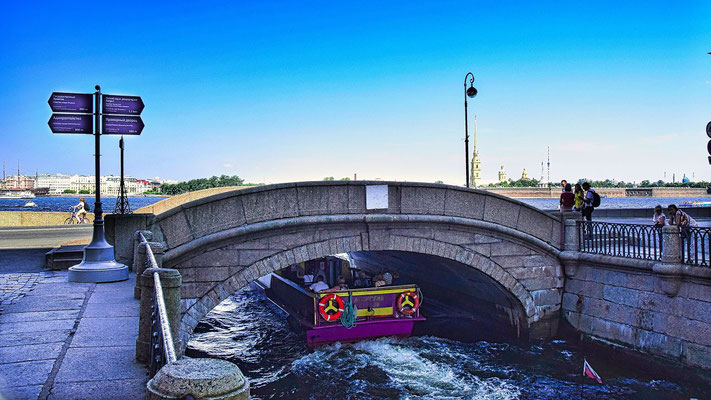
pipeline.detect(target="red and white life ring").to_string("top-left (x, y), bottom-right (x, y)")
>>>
top-left (397, 291), bottom-right (419, 315)
top-left (318, 293), bottom-right (345, 322)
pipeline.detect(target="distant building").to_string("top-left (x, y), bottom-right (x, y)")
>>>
top-left (498, 165), bottom-right (507, 182)
top-left (4, 174), bottom-right (35, 190)
top-left (521, 168), bottom-right (529, 181)
top-left (35, 173), bottom-right (152, 195)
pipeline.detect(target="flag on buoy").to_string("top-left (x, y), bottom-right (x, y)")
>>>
top-left (583, 358), bottom-right (603, 384)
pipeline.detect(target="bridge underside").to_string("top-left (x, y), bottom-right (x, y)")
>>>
top-left (350, 251), bottom-right (530, 341)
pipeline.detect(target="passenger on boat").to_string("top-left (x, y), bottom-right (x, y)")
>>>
top-left (390, 271), bottom-right (402, 285)
top-left (303, 266), bottom-right (314, 286)
top-left (325, 276), bottom-right (348, 292)
top-left (314, 264), bottom-right (327, 283)
top-left (383, 271), bottom-right (393, 285)
top-left (308, 275), bottom-right (329, 292)
top-left (373, 274), bottom-right (386, 287)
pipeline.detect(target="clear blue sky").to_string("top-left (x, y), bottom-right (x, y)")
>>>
top-left (1, 1), bottom-right (710, 185)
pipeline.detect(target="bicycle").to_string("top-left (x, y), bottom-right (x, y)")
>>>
top-left (65, 207), bottom-right (90, 225)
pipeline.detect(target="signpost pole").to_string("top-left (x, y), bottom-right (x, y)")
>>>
top-left (114, 136), bottom-right (131, 214)
top-left (67, 85), bottom-right (128, 283)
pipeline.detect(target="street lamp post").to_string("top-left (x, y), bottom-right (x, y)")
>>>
top-left (464, 73), bottom-right (478, 188)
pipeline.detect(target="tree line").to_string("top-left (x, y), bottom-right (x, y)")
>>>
top-left (161, 175), bottom-right (259, 195)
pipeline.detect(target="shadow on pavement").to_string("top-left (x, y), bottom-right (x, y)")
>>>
top-left (0, 248), bottom-right (53, 274)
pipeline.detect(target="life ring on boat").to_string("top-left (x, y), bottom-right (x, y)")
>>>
top-left (397, 291), bottom-right (419, 315)
top-left (318, 294), bottom-right (345, 322)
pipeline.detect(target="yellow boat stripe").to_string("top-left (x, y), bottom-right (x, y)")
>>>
top-left (356, 307), bottom-right (393, 317)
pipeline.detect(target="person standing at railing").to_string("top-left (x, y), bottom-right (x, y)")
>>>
top-left (582, 182), bottom-right (596, 221)
top-left (573, 183), bottom-right (585, 212)
top-left (652, 205), bottom-right (667, 227)
top-left (667, 204), bottom-right (698, 228)
top-left (559, 183), bottom-right (575, 212)
top-left (668, 204), bottom-right (698, 257)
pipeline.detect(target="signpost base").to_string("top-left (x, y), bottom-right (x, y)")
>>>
top-left (69, 221), bottom-right (128, 283)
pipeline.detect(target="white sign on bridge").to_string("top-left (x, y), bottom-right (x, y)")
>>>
top-left (366, 185), bottom-right (389, 210)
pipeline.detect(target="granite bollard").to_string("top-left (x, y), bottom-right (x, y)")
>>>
top-left (146, 357), bottom-right (250, 400)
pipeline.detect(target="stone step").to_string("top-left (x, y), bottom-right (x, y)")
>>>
top-left (45, 245), bottom-right (86, 270)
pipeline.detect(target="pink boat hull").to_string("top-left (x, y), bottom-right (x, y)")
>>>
top-left (306, 317), bottom-right (425, 348)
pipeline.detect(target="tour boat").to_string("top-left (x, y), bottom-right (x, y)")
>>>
top-left (261, 265), bottom-right (425, 348)
top-left (0, 190), bottom-right (35, 199)
top-left (678, 201), bottom-right (711, 208)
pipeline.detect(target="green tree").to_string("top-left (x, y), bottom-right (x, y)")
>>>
top-left (323, 177), bottom-right (335, 181)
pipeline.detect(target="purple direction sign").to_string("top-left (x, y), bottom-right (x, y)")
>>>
top-left (102, 95), bottom-right (144, 115)
top-left (48, 92), bottom-right (93, 113)
top-left (102, 116), bottom-right (144, 135)
top-left (48, 114), bottom-right (93, 134)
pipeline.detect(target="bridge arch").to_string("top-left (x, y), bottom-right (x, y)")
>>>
top-left (147, 181), bottom-right (564, 351)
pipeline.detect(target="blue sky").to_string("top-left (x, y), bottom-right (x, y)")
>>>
top-left (1, 1), bottom-right (710, 185)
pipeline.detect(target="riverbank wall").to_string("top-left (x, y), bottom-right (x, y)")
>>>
top-left (484, 187), bottom-right (709, 198)
top-left (0, 211), bottom-right (96, 226)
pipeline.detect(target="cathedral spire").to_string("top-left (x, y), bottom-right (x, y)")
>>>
top-left (469, 116), bottom-right (481, 188)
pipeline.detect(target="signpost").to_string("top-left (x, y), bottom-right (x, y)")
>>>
top-left (48, 85), bottom-right (145, 283)
top-left (707, 121), bottom-right (711, 165)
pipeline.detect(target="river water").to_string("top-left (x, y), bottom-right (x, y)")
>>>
top-left (187, 286), bottom-right (710, 400)
top-left (0, 196), bottom-right (165, 212)
top-left (517, 197), bottom-right (710, 211)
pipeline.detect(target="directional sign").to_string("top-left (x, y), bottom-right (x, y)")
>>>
top-left (102, 116), bottom-right (144, 135)
top-left (102, 95), bottom-right (144, 115)
top-left (48, 114), bottom-right (93, 134)
top-left (706, 121), bottom-right (711, 138)
top-left (48, 92), bottom-right (93, 113)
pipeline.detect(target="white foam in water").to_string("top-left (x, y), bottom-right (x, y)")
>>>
top-left (292, 337), bottom-right (521, 400)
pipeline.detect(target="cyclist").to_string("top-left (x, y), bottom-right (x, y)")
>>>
top-left (73, 198), bottom-right (88, 223)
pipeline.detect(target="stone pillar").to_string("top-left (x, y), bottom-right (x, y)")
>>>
top-left (653, 225), bottom-right (683, 297)
top-left (147, 357), bottom-right (249, 400)
top-left (105, 214), bottom-right (154, 266)
top-left (134, 241), bottom-right (165, 300)
top-left (132, 230), bottom-right (153, 272)
top-left (562, 218), bottom-right (580, 252)
top-left (661, 225), bottom-right (681, 264)
top-left (137, 267), bottom-right (182, 364)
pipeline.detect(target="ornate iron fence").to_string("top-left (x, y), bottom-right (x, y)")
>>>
top-left (577, 221), bottom-right (662, 261)
top-left (140, 233), bottom-right (177, 376)
top-left (680, 226), bottom-right (711, 267)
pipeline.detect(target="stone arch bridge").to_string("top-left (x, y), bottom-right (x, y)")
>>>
top-left (143, 181), bottom-right (565, 350)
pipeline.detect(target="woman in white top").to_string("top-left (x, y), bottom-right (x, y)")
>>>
top-left (652, 205), bottom-right (667, 227)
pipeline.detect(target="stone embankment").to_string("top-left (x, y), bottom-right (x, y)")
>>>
top-left (0, 212), bottom-right (96, 227)
top-left (485, 187), bottom-right (709, 198)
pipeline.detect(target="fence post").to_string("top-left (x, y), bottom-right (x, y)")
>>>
top-left (653, 225), bottom-right (683, 297)
top-left (137, 267), bottom-right (182, 364)
top-left (563, 218), bottom-right (580, 252)
top-left (133, 230), bottom-right (153, 271)
top-left (134, 241), bottom-right (165, 300)
top-left (147, 358), bottom-right (250, 400)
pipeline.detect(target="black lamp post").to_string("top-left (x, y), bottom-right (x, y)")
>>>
top-left (464, 73), bottom-right (478, 188)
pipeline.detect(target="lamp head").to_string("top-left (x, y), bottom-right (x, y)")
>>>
top-left (466, 85), bottom-right (478, 98)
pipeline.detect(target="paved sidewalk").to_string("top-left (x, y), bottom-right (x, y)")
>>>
top-left (0, 271), bottom-right (147, 400)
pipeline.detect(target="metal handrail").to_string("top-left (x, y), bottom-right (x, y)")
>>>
top-left (680, 226), bottom-right (711, 267)
top-left (577, 221), bottom-right (662, 261)
top-left (140, 233), bottom-right (177, 375)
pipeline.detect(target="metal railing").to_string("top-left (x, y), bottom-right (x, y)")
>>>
top-left (680, 226), bottom-right (711, 267)
top-left (577, 221), bottom-right (662, 261)
top-left (139, 233), bottom-right (177, 376)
